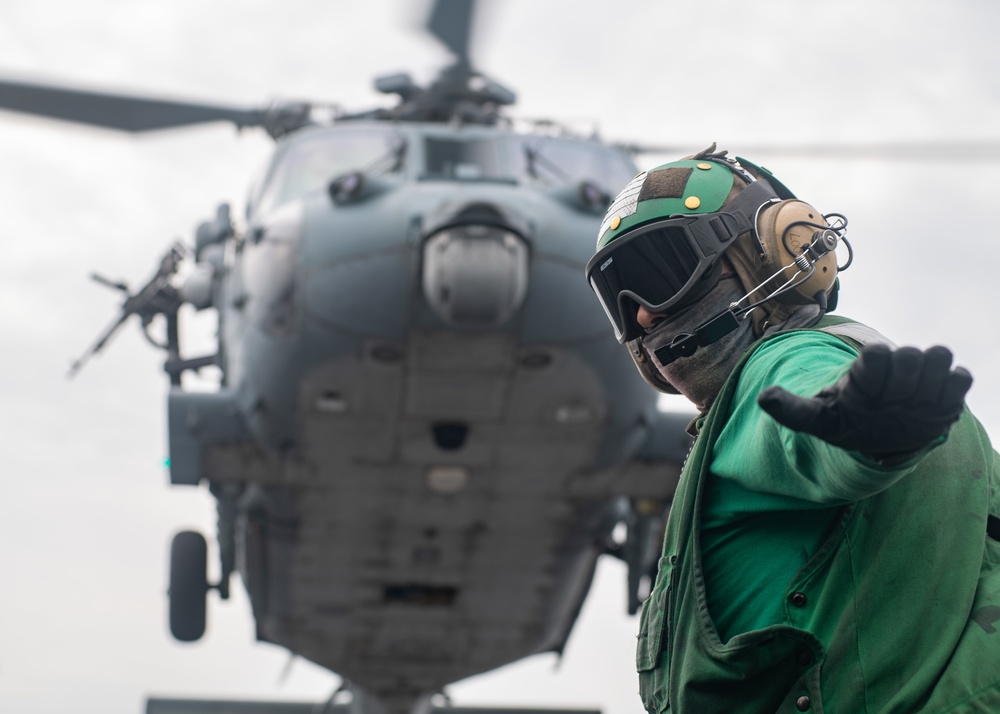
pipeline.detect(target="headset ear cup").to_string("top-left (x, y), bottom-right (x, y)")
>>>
top-left (754, 200), bottom-right (838, 305)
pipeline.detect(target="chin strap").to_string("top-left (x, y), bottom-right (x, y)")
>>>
top-left (651, 309), bottom-right (742, 366)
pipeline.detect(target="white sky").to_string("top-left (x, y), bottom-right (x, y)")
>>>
top-left (1, 1), bottom-right (999, 713)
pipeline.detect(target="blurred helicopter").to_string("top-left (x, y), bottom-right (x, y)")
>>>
top-left (0, 2), bottom-right (695, 713)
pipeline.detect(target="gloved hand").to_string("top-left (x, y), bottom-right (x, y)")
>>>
top-left (756, 344), bottom-right (973, 460)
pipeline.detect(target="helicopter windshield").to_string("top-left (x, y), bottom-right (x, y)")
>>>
top-left (521, 137), bottom-right (636, 192)
top-left (420, 134), bottom-right (635, 192)
top-left (254, 129), bottom-right (406, 213)
top-left (423, 138), bottom-right (510, 182)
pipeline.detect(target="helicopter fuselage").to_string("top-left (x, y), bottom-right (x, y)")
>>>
top-left (166, 121), bottom-right (688, 712)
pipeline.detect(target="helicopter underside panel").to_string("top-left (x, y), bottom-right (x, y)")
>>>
top-left (203, 330), bottom-right (615, 701)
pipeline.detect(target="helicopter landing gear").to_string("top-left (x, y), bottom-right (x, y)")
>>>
top-left (169, 530), bottom-right (209, 642)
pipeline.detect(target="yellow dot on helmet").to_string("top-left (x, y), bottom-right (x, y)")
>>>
top-left (696, 162), bottom-right (712, 170)
top-left (611, 215), bottom-right (622, 230)
top-left (685, 196), bottom-right (701, 209)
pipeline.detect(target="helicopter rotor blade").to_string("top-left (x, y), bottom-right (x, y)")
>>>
top-left (0, 76), bottom-right (265, 133)
top-left (624, 140), bottom-right (1000, 162)
top-left (732, 140), bottom-right (1000, 162)
top-left (427, 0), bottom-right (477, 66)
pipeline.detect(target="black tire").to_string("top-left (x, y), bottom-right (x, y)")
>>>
top-left (169, 530), bottom-right (208, 642)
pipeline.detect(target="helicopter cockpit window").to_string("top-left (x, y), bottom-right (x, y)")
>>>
top-left (254, 130), bottom-right (406, 213)
top-left (520, 138), bottom-right (636, 194)
top-left (422, 138), bottom-right (512, 182)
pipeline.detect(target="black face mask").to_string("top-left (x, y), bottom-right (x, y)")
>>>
top-left (640, 275), bottom-right (756, 412)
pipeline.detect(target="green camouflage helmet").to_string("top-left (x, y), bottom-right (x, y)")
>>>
top-left (596, 158), bottom-right (738, 250)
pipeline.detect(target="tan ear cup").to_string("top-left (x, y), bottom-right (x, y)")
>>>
top-left (755, 200), bottom-right (839, 305)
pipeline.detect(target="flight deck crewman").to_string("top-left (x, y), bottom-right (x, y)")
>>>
top-left (585, 145), bottom-right (1000, 712)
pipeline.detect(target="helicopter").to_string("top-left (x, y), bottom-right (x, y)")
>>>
top-left (0, 2), bottom-right (695, 713)
top-left (0, 3), bottom-right (995, 709)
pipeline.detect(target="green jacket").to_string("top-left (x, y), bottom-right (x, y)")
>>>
top-left (636, 318), bottom-right (1000, 713)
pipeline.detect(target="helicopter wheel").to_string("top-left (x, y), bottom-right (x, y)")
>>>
top-left (169, 530), bottom-right (209, 642)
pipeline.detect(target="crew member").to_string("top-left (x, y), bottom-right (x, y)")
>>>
top-left (585, 145), bottom-right (1000, 712)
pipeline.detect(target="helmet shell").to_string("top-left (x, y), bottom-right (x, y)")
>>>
top-left (596, 160), bottom-right (736, 250)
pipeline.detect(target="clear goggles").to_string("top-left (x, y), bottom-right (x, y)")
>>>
top-left (585, 181), bottom-right (775, 343)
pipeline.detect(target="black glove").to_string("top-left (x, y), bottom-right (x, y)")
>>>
top-left (756, 344), bottom-right (973, 460)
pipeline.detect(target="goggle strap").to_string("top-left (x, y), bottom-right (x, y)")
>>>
top-left (717, 179), bottom-right (780, 229)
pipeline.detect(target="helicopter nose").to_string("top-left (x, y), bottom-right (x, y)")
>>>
top-left (422, 221), bottom-right (529, 328)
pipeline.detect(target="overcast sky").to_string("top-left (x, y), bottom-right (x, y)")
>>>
top-left (2, 1), bottom-right (999, 713)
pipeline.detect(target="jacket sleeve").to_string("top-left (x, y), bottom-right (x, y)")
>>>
top-left (709, 330), bottom-right (933, 508)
